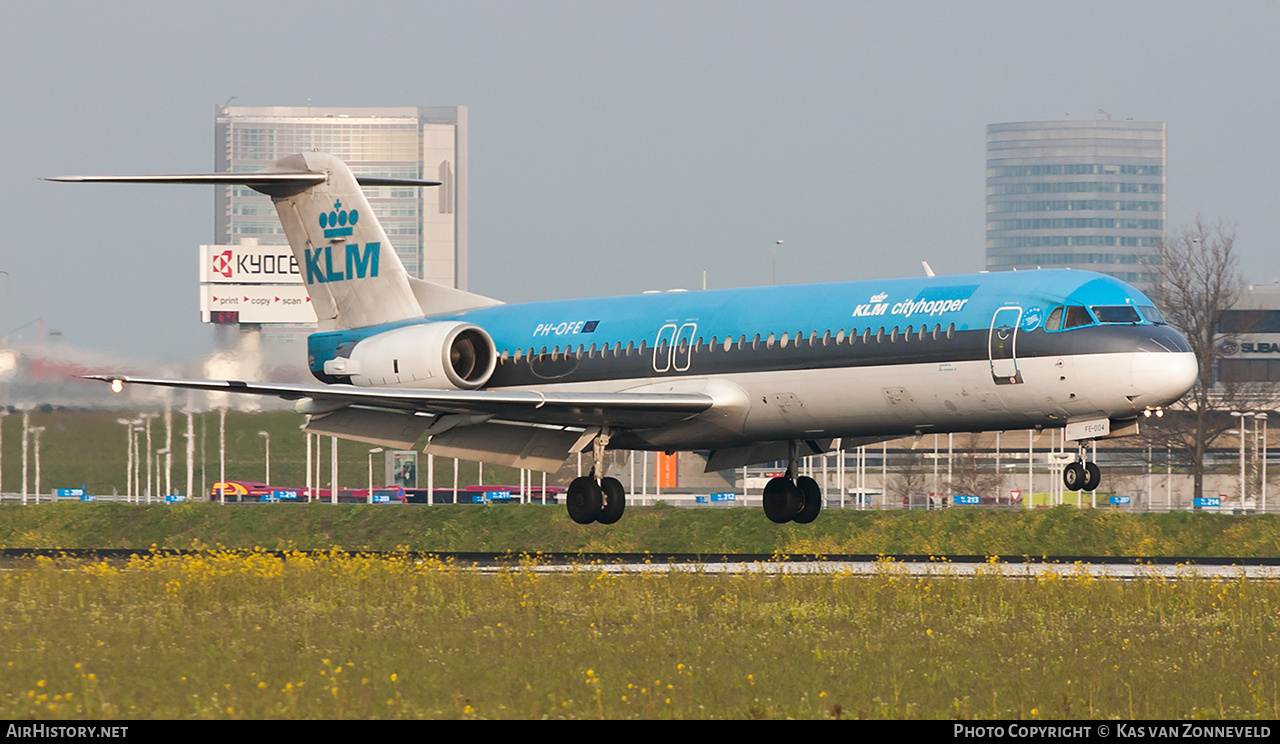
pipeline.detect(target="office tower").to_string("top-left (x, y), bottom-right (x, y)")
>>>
top-left (215, 105), bottom-right (467, 288)
top-left (986, 119), bottom-right (1165, 286)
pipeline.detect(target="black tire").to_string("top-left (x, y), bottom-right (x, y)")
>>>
top-left (763, 477), bottom-right (802, 524)
top-left (1063, 462), bottom-right (1084, 491)
top-left (1082, 461), bottom-right (1101, 492)
top-left (793, 476), bottom-right (822, 524)
top-left (597, 477), bottom-right (626, 525)
top-left (566, 476), bottom-right (603, 524)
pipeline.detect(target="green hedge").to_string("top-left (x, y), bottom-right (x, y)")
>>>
top-left (1, 502), bottom-right (1278, 556)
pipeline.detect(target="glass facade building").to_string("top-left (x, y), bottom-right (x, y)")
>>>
top-left (214, 105), bottom-right (468, 289)
top-left (986, 120), bottom-right (1166, 286)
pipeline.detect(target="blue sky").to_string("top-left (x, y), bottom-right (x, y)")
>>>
top-left (4, 1), bottom-right (1278, 363)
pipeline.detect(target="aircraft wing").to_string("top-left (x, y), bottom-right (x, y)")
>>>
top-left (84, 375), bottom-right (714, 429)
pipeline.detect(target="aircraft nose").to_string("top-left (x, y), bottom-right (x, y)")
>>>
top-left (1131, 351), bottom-right (1198, 408)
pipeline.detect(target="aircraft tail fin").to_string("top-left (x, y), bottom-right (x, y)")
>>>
top-left (48, 152), bottom-right (499, 329)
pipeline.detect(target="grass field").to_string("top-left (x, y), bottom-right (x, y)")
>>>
top-left (3, 499), bottom-right (1279, 720)
top-left (1, 551), bottom-right (1276, 719)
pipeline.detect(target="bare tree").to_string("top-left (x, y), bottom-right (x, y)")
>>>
top-left (889, 450), bottom-right (927, 505)
top-left (946, 432), bottom-right (1001, 497)
top-left (1146, 216), bottom-right (1269, 500)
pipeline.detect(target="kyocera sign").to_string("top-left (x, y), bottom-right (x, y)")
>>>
top-left (199, 245), bottom-right (304, 284)
top-left (200, 284), bottom-right (317, 324)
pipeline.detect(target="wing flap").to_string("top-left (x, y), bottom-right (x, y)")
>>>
top-left (425, 422), bottom-right (597, 472)
top-left (304, 407), bottom-right (435, 450)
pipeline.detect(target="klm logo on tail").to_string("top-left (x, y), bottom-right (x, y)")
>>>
top-left (305, 200), bottom-right (380, 284)
top-left (305, 243), bottom-right (380, 284)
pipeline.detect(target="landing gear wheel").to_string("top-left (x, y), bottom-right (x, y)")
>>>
top-left (793, 476), bottom-right (822, 524)
top-left (1063, 462), bottom-right (1085, 491)
top-left (566, 476), bottom-right (603, 524)
top-left (597, 477), bottom-right (626, 525)
top-left (763, 477), bottom-right (802, 524)
top-left (1082, 462), bottom-right (1101, 492)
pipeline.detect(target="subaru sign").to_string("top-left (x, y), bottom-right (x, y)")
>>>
top-left (1194, 497), bottom-right (1222, 508)
top-left (1109, 496), bottom-right (1131, 505)
top-left (56, 488), bottom-right (86, 499)
top-left (954, 495), bottom-right (981, 505)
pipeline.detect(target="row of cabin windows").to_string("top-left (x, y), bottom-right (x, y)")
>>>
top-left (496, 323), bottom-right (958, 365)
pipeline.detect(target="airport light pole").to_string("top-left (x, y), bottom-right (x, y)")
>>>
top-left (29, 426), bottom-right (44, 501)
top-left (163, 406), bottom-right (172, 498)
top-left (141, 413), bottom-right (156, 503)
top-left (184, 410), bottom-right (195, 501)
top-left (368, 447), bottom-right (384, 503)
top-left (302, 424), bottom-right (311, 502)
top-left (0, 410), bottom-right (6, 500)
top-left (117, 418), bottom-right (133, 501)
top-left (1231, 411), bottom-right (1246, 507)
top-left (259, 431), bottom-right (271, 485)
top-left (156, 448), bottom-right (170, 498)
top-left (133, 425), bottom-right (144, 502)
top-left (330, 436), bottom-right (338, 504)
top-left (1259, 413), bottom-right (1269, 512)
top-left (771, 240), bottom-right (783, 285)
top-left (21, 411), bottom-right (29, 505)
top-left (218, 408), bottom-right (226, 504)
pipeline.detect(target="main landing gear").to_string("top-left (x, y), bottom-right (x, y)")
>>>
top-left (565, 429), bottom-right (626, 525)
top-left (762, 441), bottom-right (823, 524)
top-left (1062, 442), bottom-right (1102, 492)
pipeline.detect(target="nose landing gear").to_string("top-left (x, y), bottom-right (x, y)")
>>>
top-left (1063, 443), bottom-right (1102, 492)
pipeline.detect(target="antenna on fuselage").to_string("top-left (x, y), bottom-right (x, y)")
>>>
top-left (921, 261), bottom-right (936, 278)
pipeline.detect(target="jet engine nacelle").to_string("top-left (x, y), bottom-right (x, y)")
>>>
top-left (329, 322), bottom-right (497, 390)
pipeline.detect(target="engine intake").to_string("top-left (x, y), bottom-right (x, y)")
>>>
top-left (339, 321), bottom-right (496, 390)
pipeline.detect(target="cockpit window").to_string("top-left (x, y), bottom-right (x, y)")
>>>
top-left (1091, 305), bottom-right (1142, 324)
top-left (1045, 306), bottom-right (1063, 331)
top-left (1139, 305), bottom-right (1166, 325)
top-left (1062, 306), bottom-right (1094, 329)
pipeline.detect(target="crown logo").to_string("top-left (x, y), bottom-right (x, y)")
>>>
top-left (319, 199), bottom-right (358, 238)
top-left (869, 292), bottom-right (888, 303)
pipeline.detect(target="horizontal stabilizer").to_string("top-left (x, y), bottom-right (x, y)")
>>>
top-left (45, 172), bottom-right (440, 198)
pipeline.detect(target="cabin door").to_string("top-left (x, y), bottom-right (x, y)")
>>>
top-left (988, 306), bottom-right (1023, 385)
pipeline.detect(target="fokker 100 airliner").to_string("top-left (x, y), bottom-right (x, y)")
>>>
top-left (50, 151), bottom-right (1198, 524)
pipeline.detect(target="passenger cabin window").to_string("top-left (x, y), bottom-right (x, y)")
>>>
top-left (1092, 305), bottom-right (1142, 324)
